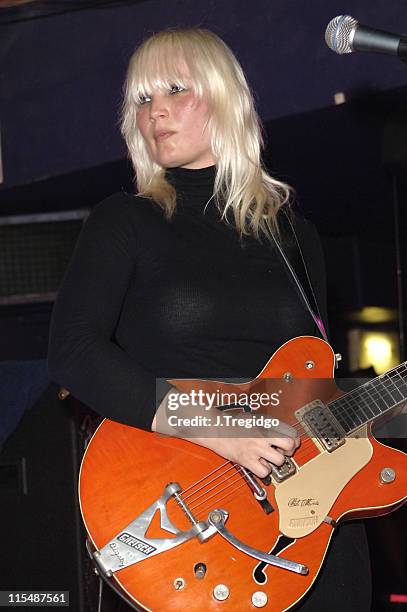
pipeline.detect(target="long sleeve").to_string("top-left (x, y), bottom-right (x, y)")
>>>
top-left (48, 193), bottom-right (171, 430)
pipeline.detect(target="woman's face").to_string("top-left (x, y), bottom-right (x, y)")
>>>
top-left (135, 84), bottom-right (215, 169)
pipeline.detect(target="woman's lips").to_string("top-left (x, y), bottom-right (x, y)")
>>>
top-left (155, 131), bottom-right (175, 142)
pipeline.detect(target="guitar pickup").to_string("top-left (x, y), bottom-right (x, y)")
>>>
top-left (270, 457), bottom-right (296, 482)
top-left (299, 400), bottom-right (345, 453)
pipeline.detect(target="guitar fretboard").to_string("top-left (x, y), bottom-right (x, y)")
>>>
top-left (329, 362), bottom-right (407, 434)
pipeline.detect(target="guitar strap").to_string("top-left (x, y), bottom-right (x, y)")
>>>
top-left (273, 210), bottom-right (329, 343)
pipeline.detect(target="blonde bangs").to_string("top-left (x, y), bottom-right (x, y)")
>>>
top-left (126, 31), bottom-right (212, 104)
top-left (121, 28), bottom-right (292, 241)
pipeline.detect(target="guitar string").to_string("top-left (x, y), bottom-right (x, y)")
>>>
top-left (174, 365), bottom-right (407, 509)
top-left (189, 479), bottom-right (249, 516)
top-left (276, 362), bottom-right (407, 432)
top-left (182, 461), bottom-right (270, 503)
top-left (187, 473), bottom-right (249, 514)
top-left (181, 452), bottom-right (306, 512)
top-left (178, 366), bottom-right (407, 476)
top-left (179, 462), bottom-right (266, 511)
top-left (177, 434), bottom-right (321, 503)
top-left (178, 433), bottom-right (319, 497)
top-left (177, 396), bottom-right (407, 515)
top-left (291, 383), bottom-right (403, 437)
top-left (178, 396), bottom-right (405, 508)
top-left (160, 375), bottom-right (407, 531)
top-left (182, 463), bottom-right (238, 502)
top-left (277, 364), bottom-right (407, 438)
top-left (295, 373), bottom-right (407, 441)
top-left (184, 373), bottom-right (406, 499)
top-left (179, 447), bottom-right (329, 513)
top-left (181, 463), bottom-right (260, 509)
top-left (336, 369), bottom-right (407, 426)
top-left (199, 388), bottom-right (396, 464)
top-left (187, 473), bottom-right (245, 513)
top-left (181, 460), bottom-right (233, 495)
top-left (181, 408), bottom-right (358, 500)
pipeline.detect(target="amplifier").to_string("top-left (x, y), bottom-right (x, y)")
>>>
top-left (0, 210), bottom-right (88, 305)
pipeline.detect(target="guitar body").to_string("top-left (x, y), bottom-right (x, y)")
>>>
top-left (79, 336), bottom-right (407, 611)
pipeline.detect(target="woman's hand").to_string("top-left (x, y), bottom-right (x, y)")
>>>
top-left (152, 387), bottom-right (300, 478)
top-left (198, 425), bottom-right (299, 479)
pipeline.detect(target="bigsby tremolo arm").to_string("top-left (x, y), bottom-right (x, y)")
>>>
top-left (91, 483), bottom-right (308, 577)
top-left (92, 482), bottom-right (210, 577)
top-left (208, 509), bottom-right (308, 575)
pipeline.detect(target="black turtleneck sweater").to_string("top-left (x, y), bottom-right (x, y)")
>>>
top-left (48, 166), bottom-right (371, 611)
top-left (48, 165), bottom-right (327, 427)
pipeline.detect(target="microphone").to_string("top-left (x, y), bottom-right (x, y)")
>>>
top-left (325, 15), bottom-right (407, 61)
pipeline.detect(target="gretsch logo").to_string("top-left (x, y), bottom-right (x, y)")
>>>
top-left (117, 532), bottom-right (156, 555)
top-left (288, 497), bottom-right (319, 507)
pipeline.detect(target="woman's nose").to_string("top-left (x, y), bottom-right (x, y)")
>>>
top-left (149, 94), bottom-right (169, 121)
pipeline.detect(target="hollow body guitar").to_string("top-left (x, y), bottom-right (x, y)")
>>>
top-left (79, 336), bottom-right (407, 611)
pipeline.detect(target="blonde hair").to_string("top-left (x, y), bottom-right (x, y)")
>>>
top-left (121, 28), bottom-right (291, 241)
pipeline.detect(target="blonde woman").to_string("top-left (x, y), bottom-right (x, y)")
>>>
top-left (49, 28), bottom-right (371, 610)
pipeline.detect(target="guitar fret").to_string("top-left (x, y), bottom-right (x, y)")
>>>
top-left (342, 392), bottom-right (365, 427)
top-left (330, 396), bottom-right (354, 432)
top-left (353, 386), bottom-right (378, 421)
top-left (392, 372), bottom-right (407, 397)
top-left (342, 393), bottom-right (363, 426)
top-left (356, 404), bottom-right (372, 423)
top-left (338, 413), bottom-right (354, 432)
top-left (393, 380), bottom-right (407, 404)
top-left (328, 360), bottom-right (407, 434)
top-left (360, 386), bottom-right (381, 417)
top-left (364, 384), bottom-right (388, 414)
top-left (359, 399), bottom-right (377, 419)
top-left (381, 376), bottom-right (402, 404)
top-left (375, 377), bottom-right (399, 407)
top-left (385, 380), bottom-right (404, 401)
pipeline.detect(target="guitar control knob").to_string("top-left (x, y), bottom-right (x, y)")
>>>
top-left (380, 467), bottom-right (396, 484)
top-left (194, 563), bottom-right (207, 579)
top-left (251, 591), bottom-right (268, 607)
top-left (173, 578), bottom-right (185, 590)
top-left (213, 584), bottom-right (230, 601)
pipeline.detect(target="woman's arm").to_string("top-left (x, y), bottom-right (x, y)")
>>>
top-left (48, 193), bottom-right (171, 430)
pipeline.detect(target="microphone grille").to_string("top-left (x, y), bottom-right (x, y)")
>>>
top-left (325, 15), bottom-right (359, 54)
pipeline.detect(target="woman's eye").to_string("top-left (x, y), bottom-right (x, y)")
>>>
top-left (169, 84), bottom-right (185, 94)
top-left (138, 94), bottom-right (152, 105)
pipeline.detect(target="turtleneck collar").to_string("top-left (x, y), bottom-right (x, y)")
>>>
top-left (165, 164), bottom-right (216, 188)
top-left (165, 165), bottom-right (217, 213)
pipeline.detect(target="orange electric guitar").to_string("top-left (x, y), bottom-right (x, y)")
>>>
top-left (79, 336), bottom-right (407, 611)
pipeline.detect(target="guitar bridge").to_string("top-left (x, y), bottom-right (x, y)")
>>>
top-left (270, 457), bottom-right (297, 483)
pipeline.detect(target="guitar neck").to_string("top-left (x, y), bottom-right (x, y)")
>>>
top-left (329, 362), bottom-right (407, 434)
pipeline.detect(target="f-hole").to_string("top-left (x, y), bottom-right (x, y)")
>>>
top-left (253, 535), bottom-right (295, 584)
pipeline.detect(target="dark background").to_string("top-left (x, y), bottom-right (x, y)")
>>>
top-left (0, 1), bottom-right (406, 611)
top-left (0, 0), bottom-right (407, 189)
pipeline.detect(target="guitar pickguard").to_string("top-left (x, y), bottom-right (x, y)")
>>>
top-left (276, 430), bottom-right (373, 537)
